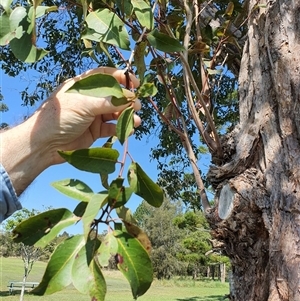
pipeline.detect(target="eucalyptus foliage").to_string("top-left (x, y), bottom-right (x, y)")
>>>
top-left (1, 0), bottom-right (248, 299)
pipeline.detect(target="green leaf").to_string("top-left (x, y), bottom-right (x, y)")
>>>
top-left (84, 9), bottom-right (130, 50)
top-left (82, 193), bottom-right (108, 239)
top-left (100, 137), bottom-right (118, 189)
top-left (147, 29), bottom-right (185, 52)
top-left (137, 82), bottom-right (158, 98)
top-left (134, 41), bottom-right (147, 82)
top-left (51, 179), bottom-right (94, 202)
top-left (66, 73), bottom-right (124, 98)
top-left (116, 107), bottom-right (134, 145)
top-left (32, 235), bottom-right (85, 295)
top-left (108, 178), bottom-right (133, 208)
top-left (115, 0), bottom-right (133, 16)
top-left (128, 163), bottom-right (164, 207)
top-left (123, 221), bottom-right (151, 253)
top-left (0, 6), bottom-right (23, 45)
top-left (12, 209), bottom-right (79, 248)
top-left (131, 0), bottom-right (154, 30)
top-left (35, 5), bottom-right (58, 18)
top-left (7, 6), bottom-right (50, 62)
top-left (111, 96), bottom-right (129, 106)
top-left (58, 147), bottom-right (119, 174)
top-left (114, 230), bottom-right (153, 299)
top-left (10, 33), bottom-right (49, 62)
top-left (0, 15), bottom-right (13, 45)
top-left (98, 232), bottom-right (118, 267)
top-left (0, 0), bottom-right (13, 13)
top-left (72, 238), bottom-right (106, 301)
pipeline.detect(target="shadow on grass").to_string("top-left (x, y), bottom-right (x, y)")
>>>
top-left (176, 295), bottom-right (227, 301)
top-left (0, 290), bottom-right (33, 296)
top-left (0, 291), bottom-right (12, 296)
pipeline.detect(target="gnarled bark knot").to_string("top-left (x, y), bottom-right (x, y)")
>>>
top-left (207, 168), bottom-right (269, 264)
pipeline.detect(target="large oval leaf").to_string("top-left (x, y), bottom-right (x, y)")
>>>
top-left (84, 9), bottom-right (130, 50)
top-left (98, 232), bottom-right (118, 267)
top-left (116, 107), bottom-right (134, 145)
top-left (51, 179), bottom-right (94, 202)
top-left (123, 221), bottom-right (151, 253)
top-left (72, 238), bottom-right (106, 301)
top-left (128, 163), bottom-right (164, 207)
top-left (82, 193), bottom-right (108, 239)
top-left (12, 208), bottom-right (79, 248)
top-left (147, 29), bottom-right (185, 53)
top-left (114, 230), bottom-right (153, 299)
top-left (58, 147), bottom-right (119, 174)
top-left (108, 178), bottom-right (133, 208)
top-left (32, 235), bottom-right (85, 295)
top-left (131, 0), bottom-right (153, 30)
top-left (66, 73), bottom-right (124, 98)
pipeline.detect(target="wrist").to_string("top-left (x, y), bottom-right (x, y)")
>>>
top-left (1, 115), bottom-right (53, 196)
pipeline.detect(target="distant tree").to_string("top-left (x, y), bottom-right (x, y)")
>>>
top-left (174, 211), bottom-right (211, 279)
top-left (0, 91), bottom-right (9, 129)
top-left (4, 209), bottom-right (41, 301)
top-left (134, 199), bottom-right (186, 279)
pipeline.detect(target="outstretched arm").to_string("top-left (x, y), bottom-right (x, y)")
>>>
top-left (1, 67), bottom-right (141, 197)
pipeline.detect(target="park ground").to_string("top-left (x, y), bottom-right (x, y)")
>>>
top-left (0, 257), bottom-right (229, 301)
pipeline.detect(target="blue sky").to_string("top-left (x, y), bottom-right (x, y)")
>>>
top-left (0, 70), bottom-right (161, 234)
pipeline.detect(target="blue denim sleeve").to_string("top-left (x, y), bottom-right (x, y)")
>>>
top-left (0, 164), bottom-right (22, 222)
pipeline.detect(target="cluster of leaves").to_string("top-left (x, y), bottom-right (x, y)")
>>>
top-left (10, 73), bottom-right (164, 300)
top-left (0, 0), bottom-right (249, 298)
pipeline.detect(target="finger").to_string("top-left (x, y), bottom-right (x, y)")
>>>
top-left (73, 67), bottom-right (140, 89)
top-left (101, 112), bottom-right (142, 125)
top-left (86, 97), bottom-right (142, 116)
top-left (88, 67), bottom-right (140, 88)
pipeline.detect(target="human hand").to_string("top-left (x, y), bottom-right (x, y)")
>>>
top-left (33, 67), bottom-right (142, 165)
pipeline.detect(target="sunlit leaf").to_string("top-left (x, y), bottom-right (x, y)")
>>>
top-left (115, 0), bottom-right (132, 15)
top-left (32, 235), bottom-right (85, 295)
top-left (131, 0), bottom-right (153, 30)
top-left (0, 0), bottom-right (13, 13)
top-left (114, 230), bottom-right (153, 299)
top-left (100, 137), bottom-right (118, 189)
top-left (147, 29), bottom-right (185, 52)
top-left (138, 82), bottom-right (158, 98)
top-left (72, 237), bottom-right (105, 301)
top-left (12, 209), bottom-right (79, 248)
top-left (98, 232), bottom-right (118, 267)
top-left (10, 33), bottom-right (49, 62)
top-left (116, 107), bottom-right (134, 145)
top-left (123, 221), bottom-right (151, 253)
top-left (134, 41), bottom-right (147, 82)
top-left (51, 179), bottom-right (94, 202)
top-left (66, 73), bottom-right (124, 98)
top-left (82, 193), bottom-right (108, 239)
top-left (0, 15), bottom-right (13, 45)
top-left (128, 163), bottom-right (164, 207)
top-left (84, 9), bottom-right (130, 50)
top-left (58, 148), bottom-right (119, 174)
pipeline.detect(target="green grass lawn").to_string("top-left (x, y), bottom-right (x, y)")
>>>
top-left (0, 257), bottom-right (229, 301)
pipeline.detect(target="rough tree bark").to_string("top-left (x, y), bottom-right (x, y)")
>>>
top-left (207, 0), bottom-right (300, 300)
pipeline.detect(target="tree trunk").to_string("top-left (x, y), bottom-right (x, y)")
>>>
top-left (20, 274), bottom-right (27, 301)
top-left (207, 0), bottom-right (300, 300)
